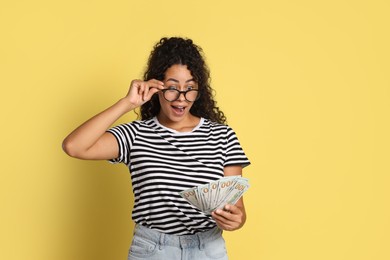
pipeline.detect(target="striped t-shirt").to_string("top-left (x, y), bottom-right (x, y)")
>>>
top-left (107, 117), bottom-right (250, 235)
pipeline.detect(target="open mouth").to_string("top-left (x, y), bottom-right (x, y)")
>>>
top-left (172, 105), bottom-right (185, 114)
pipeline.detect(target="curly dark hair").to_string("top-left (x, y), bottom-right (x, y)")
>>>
top-left (140, 37), bottom-right (226, 124)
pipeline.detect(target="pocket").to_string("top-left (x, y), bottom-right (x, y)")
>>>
top-left (128, 236), bottom-right (158, 259)
top-left (204, 236), bottom-right (228, 259)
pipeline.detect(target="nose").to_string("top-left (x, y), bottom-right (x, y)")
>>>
top-left (177, 91), bottom-right (186, 101)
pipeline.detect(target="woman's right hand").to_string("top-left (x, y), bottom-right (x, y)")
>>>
top-left (62, 79), bottom-right (164, 160)
top-left (124, 79), bottom-right (165, 110)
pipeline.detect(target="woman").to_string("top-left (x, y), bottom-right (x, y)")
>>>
top-left (63, 37), bottom-right (250, 260)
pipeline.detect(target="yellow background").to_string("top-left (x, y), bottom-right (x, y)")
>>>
top-left (1, 0), bottom-right (389, 259)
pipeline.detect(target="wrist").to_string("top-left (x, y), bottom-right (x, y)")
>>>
top-left (116, 98), bottom-right (137, 113)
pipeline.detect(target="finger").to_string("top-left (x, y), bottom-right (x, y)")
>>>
top-left (212, 210), bottom-right (239, 227)
top-left (213, 208), bottom-right (236, 220)
top-left (142, 82), bottom-right (150, 101)
top-left (130, 79), bottom-right (142, 87)
top-left (212, 211), bottom-right (232, 224)
top-left (148, 79), bottom-right (165, 86)
top-left (135, 82), bottom-right (144, 95)
top-left (224, 204), bottom-right (240, 214)
top-left (212, 212), bottom-right (236, 231)
top-left (213, 207), bottom-right (243, 226)
top-left (128, 80), bottom-right (141, 94)
top-left (144, 87), bottom-right (160, 101)
top-left (144, 81), bottom-right (162, 100)
top-left (147, 79), bottom-right (165, 90)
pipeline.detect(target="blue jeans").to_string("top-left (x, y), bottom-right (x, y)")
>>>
top-left (128, 224), bottom-right (228, 260)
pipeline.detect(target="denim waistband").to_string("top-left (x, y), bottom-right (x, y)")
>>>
top-left (133, 225), bottom-right (223, 250)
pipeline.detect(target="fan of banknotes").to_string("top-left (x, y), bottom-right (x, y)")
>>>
top-left (179, 176), bottom-right (250, 214)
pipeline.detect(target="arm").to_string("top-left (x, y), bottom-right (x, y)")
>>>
top-left (62, 79), bottom-right (164, 160)
top-left (211, 165), bottom-right (247, 231)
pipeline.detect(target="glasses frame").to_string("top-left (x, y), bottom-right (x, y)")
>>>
top-left (161, 89), bottom-right (200, 102)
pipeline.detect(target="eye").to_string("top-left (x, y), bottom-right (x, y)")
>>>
top-left (186, 85), bottom-right (195, 90)
top-left (167, 85), bottom-right (178, 90)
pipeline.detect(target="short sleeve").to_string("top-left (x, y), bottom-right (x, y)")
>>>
top-left (106, 122), bottom-right (140, 165)
top-left (224, 126), bottom-right (251, 168)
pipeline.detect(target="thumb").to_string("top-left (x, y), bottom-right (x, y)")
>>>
top-left (144, 87), bottom-right (160, 102)
top-left (224, 204), bottom-right (239, 214)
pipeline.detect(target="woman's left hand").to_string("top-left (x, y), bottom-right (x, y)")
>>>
top-left (211, 204), bottom-right (246, 231)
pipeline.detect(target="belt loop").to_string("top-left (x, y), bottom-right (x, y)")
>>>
top-left (133, 224), bottom-right (137, 236)
top-left (159, 233), bottom-right (165, 250)
top-left (197, 233), bottom-right (204, 250)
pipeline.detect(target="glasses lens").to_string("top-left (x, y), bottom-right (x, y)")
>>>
top-left (185, 90), bottom-right (199, 102)
top-left (162, 89), bottom-right (199, 102)
top-left (163, 89), bottom-right (179, 101)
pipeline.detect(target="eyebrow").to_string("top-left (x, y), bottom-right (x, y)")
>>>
top-left (165, 78), bottom-right (196, 83)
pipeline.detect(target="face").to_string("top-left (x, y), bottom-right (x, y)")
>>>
top-left (157, 64), bottom-right (199, 126)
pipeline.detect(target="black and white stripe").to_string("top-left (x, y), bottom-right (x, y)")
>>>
top-left (108, 117), bottom-right (250, 235)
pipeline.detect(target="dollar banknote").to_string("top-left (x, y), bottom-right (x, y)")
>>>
top-left (179, 176), bottom-right (249, 214)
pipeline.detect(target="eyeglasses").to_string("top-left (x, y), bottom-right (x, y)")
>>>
top-left (161, 89), bottom-right (200, 102)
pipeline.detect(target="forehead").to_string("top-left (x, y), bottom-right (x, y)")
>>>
top-left (164, 64), bottom-right (195, 82)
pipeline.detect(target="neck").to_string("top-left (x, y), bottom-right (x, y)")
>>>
top-left (156, 114), bottom-right (200, 132)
